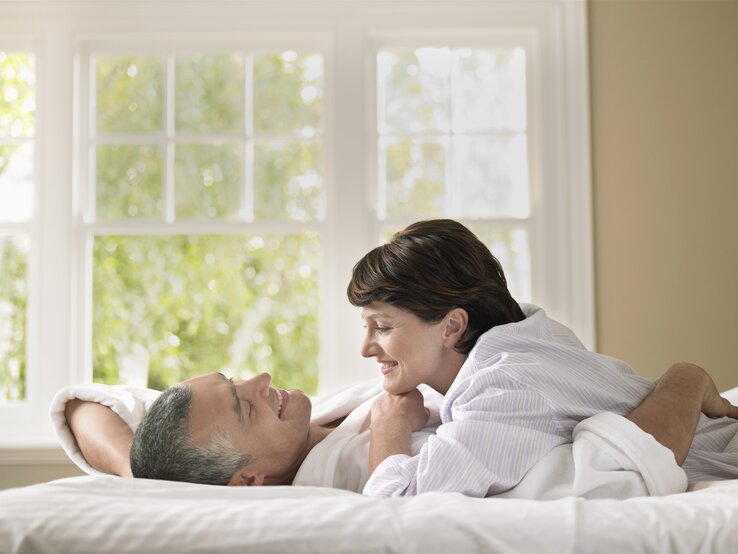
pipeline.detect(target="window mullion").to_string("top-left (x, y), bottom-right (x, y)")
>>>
top-left (164, 52), bottom-right (176, 224)
top-left (244, 53), bottom-right (254, 223)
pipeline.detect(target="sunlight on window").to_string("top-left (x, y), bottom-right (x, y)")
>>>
top-left (92, 234), bottom-right (320, 393)
top-left (90, 49), bottom-right (326, 391)
top-left (377, 46), bottom-right (529, 220)
top-left (0, 234), bottom-right (29, 402)
top-left (377, 46), bottom-right (531, 298)
top-left (0, 51), bottom-right (34, 402)
top-left (0, 142), bottom-right (34, 222)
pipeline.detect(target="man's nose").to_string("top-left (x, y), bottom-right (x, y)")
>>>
top-left (244, 372), bottom-right (271, 398)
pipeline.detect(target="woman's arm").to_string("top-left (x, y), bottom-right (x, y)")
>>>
top-left (626, 362), bottom-right (738, 465)
top-left (65, 399), bottom-right (134, 477)
top-left (368, 389), bottom-right (429, 477)
top-left (367, 362), bottom-right (738, 487)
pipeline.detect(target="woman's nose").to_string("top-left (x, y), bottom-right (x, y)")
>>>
top-left (361, 336), bottom-right (378, 358)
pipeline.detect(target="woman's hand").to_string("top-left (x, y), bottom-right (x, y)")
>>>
top-left (370, 389), bottom-right (430, 433)
top-left (367, 389), bottom-right (430, 477)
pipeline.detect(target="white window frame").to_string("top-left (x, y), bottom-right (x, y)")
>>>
top-left (0, 0), bottom-right (593, 452)
top-left (74, 33), bottom-right (335, 399)
top-left (0, 35), bottom-right (42, 441)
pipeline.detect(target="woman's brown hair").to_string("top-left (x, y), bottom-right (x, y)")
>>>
top-left (347, 219), bottom-right (526, 354)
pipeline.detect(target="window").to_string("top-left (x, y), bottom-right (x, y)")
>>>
top-left (0, 1), bottom-right (592, 448)
top-left (374, 44), bottom-right (532, 301)
top-left (0, 49), bottom-right (35, 403)
top-left (78, 44), bottom-right (326, 394)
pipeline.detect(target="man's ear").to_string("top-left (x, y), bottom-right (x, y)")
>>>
top-left (227, 465), bottom-right (265, 487)
top-left (442, 308), bottom-right (468, 348)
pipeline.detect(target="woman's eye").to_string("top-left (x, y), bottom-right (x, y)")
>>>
top-left (375, 326), bottom-right (391, 334)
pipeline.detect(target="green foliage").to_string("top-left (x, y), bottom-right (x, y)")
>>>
top-left (176, 54), bottom-right (244, 133)
top-left (254, 141), bottom-right (323, 221)
top-left (96, 145), bottom-right (163, 220)
top-left (0, 52), bottom-right (34, 402)
top-left (92, 233), bottom-right (320, 394)
top-left (384, 138), bottom-right (445, 218)
top-left (175, 144), bottom-right (241, 220)
top-left (0, 52), bottom-right (35, 143)
top-left (253, 53), bottom-right (323, 135)
top-left (380, 49), bottom-right (450, 133)
top-left (96, 56), bottom-right (165, 133)
top-left (90, 51), bottom-right (326, 393)
top-left (0, 236), bottom-right (27, 402)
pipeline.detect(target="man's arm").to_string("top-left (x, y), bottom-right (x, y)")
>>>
top-left (626, 362), bottom-right (738, 465)
top-left (65, 399), bottom-right (134, 477)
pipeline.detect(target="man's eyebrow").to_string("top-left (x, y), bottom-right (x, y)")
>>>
top-left (217, 372), bottom-right (243, 423)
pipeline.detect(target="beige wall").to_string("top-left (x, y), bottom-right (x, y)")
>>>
top-left (3, 0), bottom-right (737, 491)
top-left (0, 462), bottom-right (83, 490)
top-left (590, 0), bottom-right (738, 391)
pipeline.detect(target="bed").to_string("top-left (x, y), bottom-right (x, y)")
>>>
top-left (1, 387), bottom-right (737, 553)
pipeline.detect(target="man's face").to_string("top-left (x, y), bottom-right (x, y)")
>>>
top-left (184, 372), bottom-right (312, 484)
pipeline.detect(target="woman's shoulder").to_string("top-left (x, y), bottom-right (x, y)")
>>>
top-left (474, 304), bottom-right (585, 352)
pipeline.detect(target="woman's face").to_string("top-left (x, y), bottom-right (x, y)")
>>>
top-left (184, 372), bottom-right (313, 484)
top-left (360, 302), bottom-right (461, 395)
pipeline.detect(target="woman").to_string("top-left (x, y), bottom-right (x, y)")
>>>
top-left (347, 219), bottom-right (738, 497)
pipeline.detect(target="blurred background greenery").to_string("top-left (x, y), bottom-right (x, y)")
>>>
top-left (0, 51), bottom-right (34, 402)
top-left (92, 52), bottom-right (324, 393)
top-left (0, 46), bottom-right (530, 400)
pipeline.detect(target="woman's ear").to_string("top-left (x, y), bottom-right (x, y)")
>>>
top-left (227, 465), bottom-right (265, 487)
top-left (442, 308), bottom-right (468, 348)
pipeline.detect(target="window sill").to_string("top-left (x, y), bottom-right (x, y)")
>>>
top-left (0, 447), bottom-right (72, 465)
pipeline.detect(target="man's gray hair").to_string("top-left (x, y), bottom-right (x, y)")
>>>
top-left (130, 384), bottom-right (250, 485)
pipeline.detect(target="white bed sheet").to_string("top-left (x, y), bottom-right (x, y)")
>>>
top-left (0, 475), bottom-right (737, 553)
top-left (2, 387), bottom-right (735, 553)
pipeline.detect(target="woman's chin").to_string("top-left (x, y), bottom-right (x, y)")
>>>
top-left (382, 375), bottom-right (415, 395)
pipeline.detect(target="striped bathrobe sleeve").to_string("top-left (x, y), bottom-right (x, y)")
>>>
top-left (363, 368), bottom-right (566, 497)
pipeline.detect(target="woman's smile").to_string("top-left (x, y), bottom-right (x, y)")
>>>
top-left (379, 360), bottom-right (398, 375)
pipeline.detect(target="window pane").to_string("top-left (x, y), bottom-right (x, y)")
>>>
top-left (467, 225), bottom-right (531, 302)
top-left (455, 135), bottom-right (529, 218)
top-left (376, 45), bottom-right (530, 222)
top-left (176, 53), bottom-right (244, 134)
top-left (92, 234), bottom-right (320, 393)
top-left (175, 144), bottom-right (241, 220)
top-left (0, 234), bottom-right (28, 403)
top-left (96, 144), bottom-right (163, 220)
top-left (381, 137), bottom-right (446, 219)
top-left (254, 140), bottom-right (323, 221)
top-left (378, 48), bottom-right (451, 134)
top-left (96, 56), bottom-right (165, 134)
top-left (0, 143), bottom-right (34, 222)
top-left (253, 52), bottom-right (323, 136)
top-left (454, 48), bottom-right (526, 133)
top-left (0, 52), bottom-right (35, 138)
